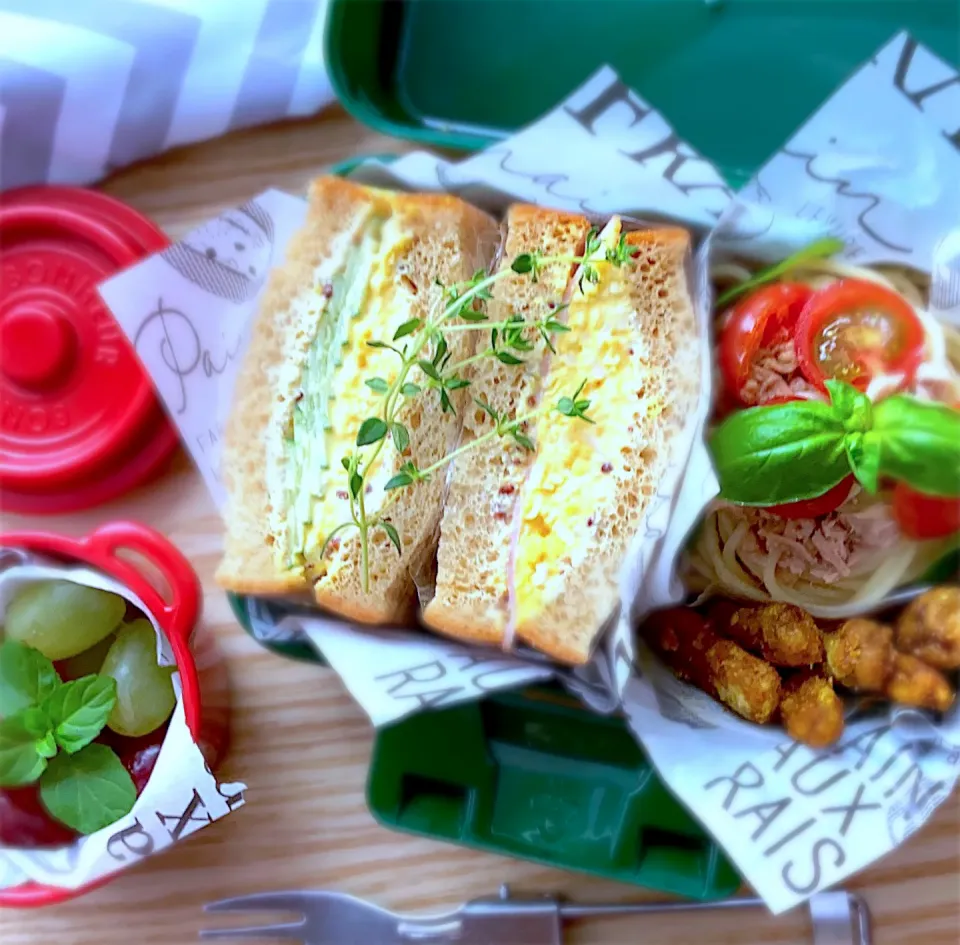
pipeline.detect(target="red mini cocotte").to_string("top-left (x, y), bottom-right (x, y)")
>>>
top-left (0, 521), bottom-right (231, 908)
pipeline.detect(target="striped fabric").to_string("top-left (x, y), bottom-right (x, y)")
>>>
top-left (0, 0), bottom-right (335, 191)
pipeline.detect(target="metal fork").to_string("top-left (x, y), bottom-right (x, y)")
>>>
top-left (201, 884), bottom-right (871, 945)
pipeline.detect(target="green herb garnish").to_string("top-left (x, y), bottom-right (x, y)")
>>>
top-left (715, 237), bottom-right (846, 308)
top-left (325, 238), bottom-right (630, 591)
top-left (709, 381), bottom-right (960, 506)
top-left (0, 640), bottom-right (136, 835)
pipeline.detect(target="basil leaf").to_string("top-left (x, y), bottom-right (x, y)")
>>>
top-left (715, 237), bottom-right (846, 307)
top-left (874, 396), bottom-right (960, 497)
top-left (0, 640), bottom-right (60, 717)
top-left (826, 380), bottom-right (872, 432)
top-left (0, 708), bottom-right (52, 787)
top-left (845, 431), bottom-right (881, 494)
top-left (43, 675), bottom-right (117, 754)
top-left (39, 743), bottom-right (136, 836)
top-left (709, 400), bottom-right (849, 504)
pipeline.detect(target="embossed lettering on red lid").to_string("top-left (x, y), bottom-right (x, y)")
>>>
top-left (0, 187), bottom-right (179, 513)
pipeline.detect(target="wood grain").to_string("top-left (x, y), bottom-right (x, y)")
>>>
top-left (2, 107), bottom-right (958, 945)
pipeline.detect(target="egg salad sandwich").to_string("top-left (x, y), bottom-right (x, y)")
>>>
top-left (423, 205), bottom-right (701, 664)
top-left (216, 176), bottom-right (499, 624)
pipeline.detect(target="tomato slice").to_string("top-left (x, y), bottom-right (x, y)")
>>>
top-left (720, 283), bottom-right (813, 405)
top-left (892, 482), bottom-right (960, 540)
top-left (764, 475), bottom-right (855, 519)
top-left (796, 280), bottom-right (925, 392)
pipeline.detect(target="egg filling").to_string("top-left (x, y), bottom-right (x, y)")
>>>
top-left (280, 213), bottom-right (417, 573)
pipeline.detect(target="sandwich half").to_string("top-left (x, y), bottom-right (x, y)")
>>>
top-left (424, 206), bottom-right (701, 663)
top-left (216, 176), bottom-right (499, 624)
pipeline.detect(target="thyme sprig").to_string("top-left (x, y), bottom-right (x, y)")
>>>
top-left (320, 229), bottom-right (639, 590)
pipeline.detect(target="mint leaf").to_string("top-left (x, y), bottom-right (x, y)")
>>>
top-left (43, 675), bottom-right (117, 754)
top-left (0, 708), bottom-right (52, 787)
top-left (0, 640), bottom-right (60, 717)
top-left (39, 743), bottom-right (136, 835)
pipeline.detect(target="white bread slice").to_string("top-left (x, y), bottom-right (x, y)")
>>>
top-left (216, 177), bottom-right (499, 624)
top-left (422, 206), bottom-right (592, 643)
top-left (426, 215), bottom-right (699, 663)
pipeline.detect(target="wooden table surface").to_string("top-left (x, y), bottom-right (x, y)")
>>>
top-left (2, 107), bottom-right (958, 945)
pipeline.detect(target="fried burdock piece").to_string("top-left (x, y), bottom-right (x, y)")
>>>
top-left (725, 603), bottom-right (825, 667)
top-left (779, 672), bottom-right (845, 748)
top-left (823, 618), bottom-right (895, 691)
top-left (895, 587), bottom-right (960, 670)
top-left (824, 617), bottom-right (955, 712)
top-left (887, 652), bottom-right (955, 713)
top-left (644, 608), bottom-right (782, 724)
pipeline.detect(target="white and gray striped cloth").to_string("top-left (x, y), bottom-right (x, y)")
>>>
top-left (0, 0), bottom-right (335, 191)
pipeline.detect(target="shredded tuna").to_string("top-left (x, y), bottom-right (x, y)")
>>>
top-left (725, 487), bottom-right (902, 587)
top-left (739, 329), bottom-right (822, 406)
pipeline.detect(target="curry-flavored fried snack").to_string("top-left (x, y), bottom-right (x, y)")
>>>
top-left (644, 608), bottom-right (782, 724)
top-left (895, 586), bottom-right (960, 670)
top-left (823, 618), bottom-right (894, 691)
top-left (725, 602), bottom-right (825, 667)
top-left (779, 672), bottom-right (844, 748)
top-left (886, 652), bottom-right (955, 713)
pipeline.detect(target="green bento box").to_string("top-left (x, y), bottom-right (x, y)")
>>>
top-left (230, 0), bottom-right (958, 901)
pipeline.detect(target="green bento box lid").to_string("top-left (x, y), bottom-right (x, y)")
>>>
top-left (326, 0), bottom-right (958, 187)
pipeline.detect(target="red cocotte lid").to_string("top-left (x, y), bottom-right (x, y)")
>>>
top-left (0, 187), bottom-right (180, 514)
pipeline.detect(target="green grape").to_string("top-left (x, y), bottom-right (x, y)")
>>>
top-left (55, 632), bottom-right (116, 681)
top-left (100, 620), bottom-right (176, 737)
top-left (5, 582), bottom-right (126, 660)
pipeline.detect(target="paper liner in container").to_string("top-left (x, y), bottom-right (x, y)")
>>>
top-left (0, 553), bottom-right (245, 895)
top-left (97, 63), bottom-right (725, 727)
top-left (616, 32), bottom-right (960, 914)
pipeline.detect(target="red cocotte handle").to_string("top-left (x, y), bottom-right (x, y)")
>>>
top-left (1, 521), bottom-right (203, 741)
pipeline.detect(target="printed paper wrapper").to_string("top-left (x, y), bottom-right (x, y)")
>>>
top-left (96, 34), bottom-right (959, 912)
top-left (620, 33), bottom-right (960, 914)
top-left (97, 63), bottom-right (728, 728)
top-left (0, 551), bottom-right (245, 892)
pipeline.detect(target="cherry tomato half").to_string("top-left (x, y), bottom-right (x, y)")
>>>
top-left (796, 279), bottom-right (925, 392)
top-left (892, 482), bottom-right (960, 540)
top-left (720, 283), bottom-right (813, 405)
top-left (764, 475), bottom-right (855, 519)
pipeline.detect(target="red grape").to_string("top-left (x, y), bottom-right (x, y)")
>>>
top-left (0, 787), bottom-right (78, 848)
